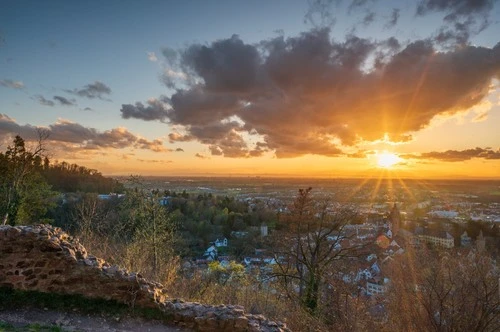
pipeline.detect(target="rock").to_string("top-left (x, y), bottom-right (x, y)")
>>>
top-left (0, 225), bottom-right (290, 332)
top-left (235, 316), bottom-right (249, 329)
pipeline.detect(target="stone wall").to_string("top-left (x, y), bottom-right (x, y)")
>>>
top-left (0, 225), bottom-right (289, 332)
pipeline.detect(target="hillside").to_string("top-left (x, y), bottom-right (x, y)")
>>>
top-left (0, 225), bottom-right (288, 332)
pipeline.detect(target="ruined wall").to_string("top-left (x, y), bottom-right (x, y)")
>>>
top-left (0, 225), bottom-right (289, 332)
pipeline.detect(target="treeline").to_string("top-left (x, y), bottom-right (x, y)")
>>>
top-left (43, 160), bottom-right (123, 194)
top-left (0, 135), bottom-right (122, 225)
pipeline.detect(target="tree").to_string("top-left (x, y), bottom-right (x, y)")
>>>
top-left (15, 171), bottom-right (57, 224)
top-left (0, 132), bottom-right (55, 225)
top-left (271, 188), bottom-right (361, 314)
top-left (122, 177), bottom-right (179, 284)
top-left (387, 249), bottom-right (500, 332)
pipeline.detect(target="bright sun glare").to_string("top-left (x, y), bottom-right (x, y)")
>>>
top-left (377, 152), bottom-right (400, 168)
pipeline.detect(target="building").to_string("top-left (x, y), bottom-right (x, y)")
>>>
top-left (413, 227), bottom-right (454, 249)
top-left (214, 238), bottom-right (228, 247)
top-left (260, 224), bottom-right (268, 237)
top-left (461, 231), bottom-right (472, 247)
top-left (204, 245), bottom-right (217, 261)
top-left (366, 277), bottom-right (389, 296)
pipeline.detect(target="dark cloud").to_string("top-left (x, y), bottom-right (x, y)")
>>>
top-left (195, 153), bottom-right (208, 159)
top-left (53, 96), bottom-right (76, 106)
top-left (120, 98), bottom-right (170, 121)
top-left (125, 29), bottom-right (500, 158)
top-left (304, 0), bottom-right (339, 27)
top-left (162, 47), bottom-right (179, 65)
top-left (348, 0), bottom-right (374, 12)
top-left (403, 147), bottom-right (500, 161)
top-left (175, 148), bottom-right (184, 152)
top-left (65, 81), bottom-right (112, 100)
top-left (0, 79), bottom-right (24, 89)
top-left (385, 8), bottom-right (400, 28)
top-left (181, 35), bottom-right (261, 93)
top-left (35, 95), bottom-right (76, 107)
top-left (169, 88), bottom-right (240, 125)
top-left (416, 0), bottom-right (498, 45)
top-left (0, 114), bottom-right (38, 139)
top-left (35, 95), bottom-right (55, 106)
top-left (0, 114), bottom-right (167, 153)
top-left (362, 11), bottom-right (376, 26)
top-left (416, 0), bottom-right (496, 17)
top-left (83, 107), bottom-right (93, 111)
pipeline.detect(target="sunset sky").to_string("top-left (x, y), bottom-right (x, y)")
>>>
top-left (1, 0), bottom-right (499, 178)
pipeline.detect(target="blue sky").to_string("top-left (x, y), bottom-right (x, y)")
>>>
top-left (1, 0), bottom-right (500, 177)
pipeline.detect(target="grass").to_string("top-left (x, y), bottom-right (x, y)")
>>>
top-left (0, 321), bottom-right (66, 332)
top-left (0, 287), bottom-right (172, 326)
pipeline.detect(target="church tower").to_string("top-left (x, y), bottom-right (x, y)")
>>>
top-left (389, 203), bottom-right (400, 237)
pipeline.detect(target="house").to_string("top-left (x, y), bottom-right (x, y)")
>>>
top-left (260, 224), bottom-right (268, 237)
top-left (461, 231), bottom-right (472, 247)
top-left (204, 245), bottom-right (217, 261)
top-left (214, 238), bottom-right (228, 247)
top-left (366, 277), bottom-right (389, 296)
top-left (412, 227), bottom-right (455, 249)
top-left (159, 196), bottom-right (170, 206)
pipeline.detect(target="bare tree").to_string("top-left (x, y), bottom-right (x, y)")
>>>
top-left (271, 188), bottom-right (362, 315)
top-left (387, 249), bottom-right (500, 332)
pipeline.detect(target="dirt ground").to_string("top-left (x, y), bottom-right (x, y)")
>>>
top-left (0, 307), bottom-right (190, 332)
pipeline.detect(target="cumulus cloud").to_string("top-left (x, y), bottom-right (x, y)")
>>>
top-left (168, 132), bottom-right (194, 143)
top-left (65, 81), bottom-right (112, 100)
top-left (120, 98), bottom-right (170, 121)
top-left (175, 148), bottom-right (184, 152)
top-left (0, 79), bottom-right (24, 89)
top-left (0, 114), bottom-right (167, 153)
top-left (403, 147), bottom-right (500, 161)
top-left (124, 26), bottom-right (500, 159)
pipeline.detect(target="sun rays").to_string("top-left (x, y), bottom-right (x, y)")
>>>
top-left (376, 151), bottom-right (401, 168)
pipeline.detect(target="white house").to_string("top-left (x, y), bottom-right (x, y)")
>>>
top-left (214, 238), bottom-right (228, 247)
top-left (366, 277), bottom-right (390, 296)
top-left (204, 245), bottom-right (217, 261)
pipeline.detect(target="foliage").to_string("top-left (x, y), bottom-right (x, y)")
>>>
top-left (0, 134), bottom-right (57, 225)
top-left (122, 180), bottom-right (179, 283)
top-left (42, 160), bottom-right (123, 194)
top-left (207, 260), bottom-right (245, 285)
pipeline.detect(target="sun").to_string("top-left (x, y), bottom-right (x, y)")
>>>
top-left (377, 151), bottom-right (400, 168)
